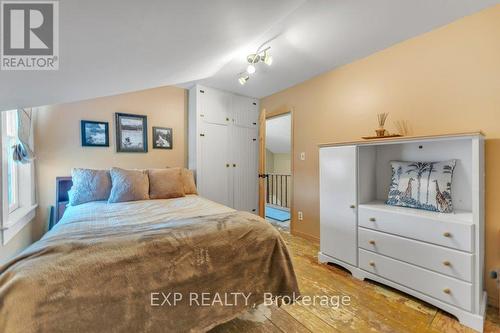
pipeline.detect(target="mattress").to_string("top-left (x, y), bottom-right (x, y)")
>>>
top-left (57, 194), bottom-right (235, 229)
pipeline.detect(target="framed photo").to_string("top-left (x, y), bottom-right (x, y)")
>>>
top-left (115, 113), bottom-right (148, 153)
top-left (153, 127), bottom-right (173, 149)
top-left (81, 120), bottom-right (109, 147)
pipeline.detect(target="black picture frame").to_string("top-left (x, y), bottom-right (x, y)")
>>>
top-left (115, 113), bottom-right (148, 153)
top-left (81, 120), bottom-right (109, 147)
top-left (152, 127), bottom-right (173, 150)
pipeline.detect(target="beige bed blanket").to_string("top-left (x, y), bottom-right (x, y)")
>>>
top-left (0, 197), bottom-right (299, 333)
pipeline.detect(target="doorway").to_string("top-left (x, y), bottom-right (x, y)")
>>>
top-left (259, 111), bottom-right (292, 231)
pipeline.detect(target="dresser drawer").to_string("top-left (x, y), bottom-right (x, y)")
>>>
top-left (358, 206), bottom-right (474, 252)
top-left (359, 249), bottom-right (472, 311)
top-left (359, 228), bottom-right (473, 282)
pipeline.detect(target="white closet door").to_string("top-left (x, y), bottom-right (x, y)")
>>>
top-left (230, 125), bottom-right (258, 213)
top-left (320, 146), bottom-right (357, 266)
top-left (198, 87), bottom-right (230, 125)
top-left (232, 95), bottom-right (258, 129)
top-left (198, 122), bottom-right (231, 206)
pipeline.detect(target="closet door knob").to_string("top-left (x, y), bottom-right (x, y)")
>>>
top-left (226, 164), bottom-right (230, 168)
top-left (443, 261), bottom-right (451, 266)
top-left (369, 240), bottom-right (376, 245)
top-left (369, 217), bottom-right (376, 222)
top-left (443, 288), bottom-right (451, 294)
top-left (349, 205), bottom-right (356, 209)
top-left (443, 232), bottom-right (452, 238)
top-left (226, 117), bottom-right (229, 121)
top-left (369, 261), bottom-right (375, 267)
top-left (233, 164), bottom-right (236, 167)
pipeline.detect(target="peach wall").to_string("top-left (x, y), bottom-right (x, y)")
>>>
top-left (261, 5), bottom-right (500, 305)
top-left (0, 86), bottom-right (187, 265)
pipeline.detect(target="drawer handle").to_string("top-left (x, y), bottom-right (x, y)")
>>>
top-left (369, 261), bottom-right (375, 267)
top-left (443, 232), bottom-right (452, 238)
top-left (369, 217), bottom-right (376, 222)
top-left (443, 261), bottom-right (451, 266)
top-left (350, 205), bottom-right (356, 209)
top-left (443, 288), bottom-right (451, 294)
top-left (369, 240), bottom-right (376, 245)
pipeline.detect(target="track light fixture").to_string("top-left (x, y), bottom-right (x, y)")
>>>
top-left (246, 64), bottom-right (256, 74)
top-left (237, 46), bottom-right (273, 85)
top-left (238, 73), bottom-right (249, 85)
top-left (263, 50), bottom-right (273, 66)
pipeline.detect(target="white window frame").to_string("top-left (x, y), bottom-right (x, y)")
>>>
top-left (3, 110), bottom-right (20, 213)
top-left (0, 110), bottom-right (37, 245)
top-left (8, 162), bottom-right (19, 213)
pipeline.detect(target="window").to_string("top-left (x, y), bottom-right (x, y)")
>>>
top-left (1, 110), bottom-right (37, 245)
top-left (4, 110), bottom-right (19, 213)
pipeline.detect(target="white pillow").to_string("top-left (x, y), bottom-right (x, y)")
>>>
top-left (386, 160), bottom-right (456, 213)
top-left (68, 168), bottom-right (112, 206)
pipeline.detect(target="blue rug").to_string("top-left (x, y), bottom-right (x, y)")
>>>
top-left (266, 206), bottom-right (290, 222)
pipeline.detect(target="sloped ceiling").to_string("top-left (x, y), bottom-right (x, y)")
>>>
top-left (0, 0), bottom-right (498, 111)
top-left (0, 0), bottom-right (305, 111)
top-left (200, 0), bottom-right (500, 97)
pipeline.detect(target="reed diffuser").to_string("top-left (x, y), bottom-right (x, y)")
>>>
top-left (394, 120), bottom-right (410, 136)
top-left (376, 112), bottom-right (389, 137)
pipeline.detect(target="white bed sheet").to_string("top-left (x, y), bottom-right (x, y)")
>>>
top-left (57, 195), bottom-right (235, 231)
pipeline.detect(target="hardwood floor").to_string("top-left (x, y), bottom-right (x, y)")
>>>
top-left (266, 217), bottom-right (290, 231)
top-left (210, 230), bottom-right (500, 333)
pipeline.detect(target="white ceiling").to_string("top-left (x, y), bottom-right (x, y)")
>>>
top-left (0, 0), bottom-right (305, 111)
top-left (0, 0), bottom-right (498, 111)
top-left (266, 114), bottom-right (291, 154)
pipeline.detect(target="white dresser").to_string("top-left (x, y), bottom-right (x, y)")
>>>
top-left (318, 133), bottom-right (485, 332)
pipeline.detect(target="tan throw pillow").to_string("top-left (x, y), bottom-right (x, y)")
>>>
top-left (108, 168), bottom-right (150, 203)
top-left (69, 168), bottom-right (112, 206)
top-left (148, 168), bottom-right (186, 199)
top-left (181, 168), bottom-right (197, 195)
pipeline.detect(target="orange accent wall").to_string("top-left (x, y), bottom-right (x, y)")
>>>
top-left (261, 5), bottom-right (500, 305)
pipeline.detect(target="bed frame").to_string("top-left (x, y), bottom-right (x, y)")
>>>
top-left (55, 176), bottom-right (73, 224)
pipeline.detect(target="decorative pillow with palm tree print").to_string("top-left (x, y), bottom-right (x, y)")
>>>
top-left (386, 160), bottom-right (456, 213)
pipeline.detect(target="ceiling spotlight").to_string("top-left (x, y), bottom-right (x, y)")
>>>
top-left (263, 51), bottom-right (273, 66)
top-left (246, 64), bottom-right (256, 74)
top-left (237, 46), bottom-right (273, 86)
top-left (238, 74), bottom-right (249, 85)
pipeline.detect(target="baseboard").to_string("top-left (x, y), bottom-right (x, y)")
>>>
top-left (487, 293), bottom-right (498, 308)
top-left (291, 230), bottom-right (319, 244)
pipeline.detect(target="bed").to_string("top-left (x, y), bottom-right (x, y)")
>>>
top-left (0, 194), bottom-right (299, 332)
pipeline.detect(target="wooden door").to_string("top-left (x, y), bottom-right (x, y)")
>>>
top-left (319, 145), bottom-right (357, 265)
top-left (198, 122), bottom-right (231, 206)
top-left (258, 109), bottom-right (266, 217)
